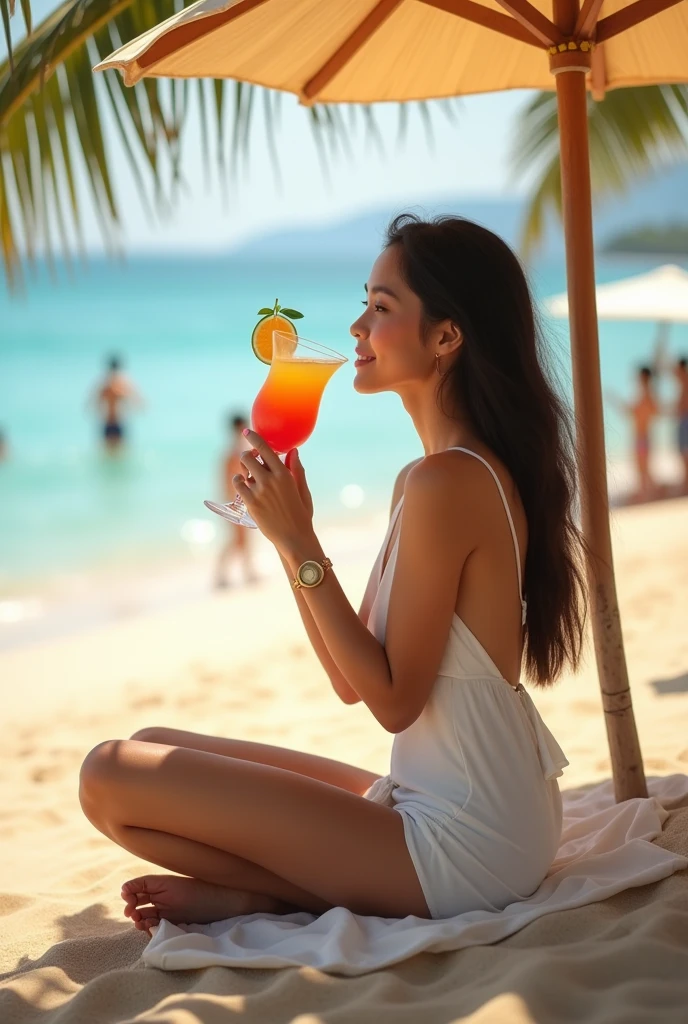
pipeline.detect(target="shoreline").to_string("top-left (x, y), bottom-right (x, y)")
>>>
top-left (1, 449), bottom-right (684, 653)
top-left (0, 507), bottom-right (389, 653)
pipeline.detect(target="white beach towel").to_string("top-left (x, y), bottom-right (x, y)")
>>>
top-left (143, 774), bottom-right (688, 976)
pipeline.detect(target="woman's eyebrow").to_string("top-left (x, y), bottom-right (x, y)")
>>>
top-left (363, 284), bottom-right (399, 299)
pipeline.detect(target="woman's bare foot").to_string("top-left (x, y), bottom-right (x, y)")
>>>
top-left (121, 874), bottom-right (293, 934)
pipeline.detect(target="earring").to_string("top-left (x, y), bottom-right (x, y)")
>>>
top-left (435, 354), bottom-right (442, 376)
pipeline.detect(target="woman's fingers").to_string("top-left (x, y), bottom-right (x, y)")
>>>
top-left (242, 430), bottom-right (283, 473)
top-left (287, 449), bottom-right (313, 514)
top-left (233, 473), bottom-right (253, 504)
top-left (285, 447), bottom-right (301, 483)
top-left (239, 449), bottom-right (269, 482)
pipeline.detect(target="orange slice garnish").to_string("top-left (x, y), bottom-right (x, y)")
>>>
top-left (251, 300), bottom-right (303, 364)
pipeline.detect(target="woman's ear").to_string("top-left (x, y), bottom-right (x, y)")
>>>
top-left (436, 320), bottom-right (463, 360)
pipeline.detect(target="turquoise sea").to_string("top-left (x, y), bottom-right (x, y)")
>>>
top-left (1, 251), bottom-right (687, 600)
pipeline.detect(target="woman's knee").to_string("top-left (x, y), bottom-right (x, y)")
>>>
top-left (79, 739), bottom-right (120, 821)
top-left (129, 726), bottom-right (171, 744)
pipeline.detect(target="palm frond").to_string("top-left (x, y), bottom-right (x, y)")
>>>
top-left (1, 0), bottom-right (32, 68)
top-left (1, 0), bottom-right (459, 289)
top-left (513, 85), bottom-right (688, 258)
top-left (0, 0), bottom-right (173, 285)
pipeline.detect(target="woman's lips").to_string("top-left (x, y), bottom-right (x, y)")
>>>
top-left (354, 355), bottom-right (376, 368)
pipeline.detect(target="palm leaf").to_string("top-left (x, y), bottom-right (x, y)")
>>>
top-left (0, 0), bottom-right (457, 289)
top-left (513, 85), bottom-right (688, 257)
top-left (1, 0), bottom-right (31, 68)
top-left (0, 0), bottom-right (202, 287)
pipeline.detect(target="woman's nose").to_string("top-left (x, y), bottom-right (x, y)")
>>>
top-left (350, 315), bottom-right (366, 340)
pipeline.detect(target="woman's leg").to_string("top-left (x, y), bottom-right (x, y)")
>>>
top-left (108, 729), bottom-right (383, 929)
top-left (79, 738), bottom-right (429, 921)
top-left (128, 726), bottom-right (382, 796)
top-left (117, 822), bottom-right (335, 929)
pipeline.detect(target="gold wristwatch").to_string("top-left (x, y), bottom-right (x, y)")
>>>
top-left (291, 557), bottom-right (333, 590)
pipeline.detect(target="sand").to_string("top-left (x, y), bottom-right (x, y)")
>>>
top-left (1, 497), bottom-right (687, 1022)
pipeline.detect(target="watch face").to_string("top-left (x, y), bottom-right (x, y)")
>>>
top-left (299, 560), bottom-right (323, 587)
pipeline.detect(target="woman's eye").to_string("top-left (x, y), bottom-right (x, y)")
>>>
top-left (360, 300), bottom-right (387, 312)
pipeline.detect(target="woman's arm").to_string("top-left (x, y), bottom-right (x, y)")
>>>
top-left (279, 456), bottom-right (475, 733)
top-left (278, 552), bottom-right (361, 705)
top-left (282, 457), bottom-right (423, 706)
top-left (235, 436), bottom-right (475, 734)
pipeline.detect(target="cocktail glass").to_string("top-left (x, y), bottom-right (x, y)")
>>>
top-left (205, 330), bottom-right (347, 528)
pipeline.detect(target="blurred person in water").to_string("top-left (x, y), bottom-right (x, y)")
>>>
top-left (654, 334), bottom-right (688, 495)
top-left (607, 365), bottom-right (660, 503)
top-left (647, 333), bottom-right (688, 496)
top-left (91, 355), bottom-right (145, 453)
top-left (0, 428), bottom-right (7, 462)
top-left (673, 357), bottom-right (688, 493)
top-left (214, 413), bottom-right (257, 588)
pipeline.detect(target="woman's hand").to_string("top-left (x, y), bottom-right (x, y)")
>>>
top-left (285, 445), bottom-right (314, 520)
top-left (234, 430), bottom-right (315, 554)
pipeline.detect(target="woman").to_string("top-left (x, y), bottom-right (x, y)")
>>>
top-left (79, 215), bottom-right (586, 930)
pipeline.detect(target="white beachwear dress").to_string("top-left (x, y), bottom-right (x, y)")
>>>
top-left (363, 447), bottom-right (569, 920)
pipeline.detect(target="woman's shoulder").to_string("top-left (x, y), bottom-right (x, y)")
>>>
top-left (405, 446), bottom-right (500, 492)
top-left (390, 457), bottom-right (423, 514)
top-left (404, 447), bottom-right (524, 530)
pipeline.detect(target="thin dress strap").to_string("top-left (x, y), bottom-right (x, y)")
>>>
top-left (446, 447), bottom-right (528, 626)
top-left (377, 495), bottom-right (405, 586)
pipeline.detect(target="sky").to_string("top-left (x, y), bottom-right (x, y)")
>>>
top-left (3, 1), bottom-right (537, 254)
top-left (118, 88), bottom-right (534, 253)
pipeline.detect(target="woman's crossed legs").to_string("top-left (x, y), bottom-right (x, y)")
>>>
top-left (78, 727), bottom-right (430, 932)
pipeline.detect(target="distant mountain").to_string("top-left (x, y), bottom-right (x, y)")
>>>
top-left (230, 197), bottom-right (524, 261)
top-left (591, 162), bottom-right (688, 251)
top-left (230, 162), bottom-right (688, 263)
top-left (603, 223), bottom-right (688, 255)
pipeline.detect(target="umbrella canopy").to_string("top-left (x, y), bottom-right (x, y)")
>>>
top-left (94, 0), bottom-right (688, 99)
top-left (547, 264), bottom-right (688, 322)
top-left (95, 0), bottom-right (688, 803)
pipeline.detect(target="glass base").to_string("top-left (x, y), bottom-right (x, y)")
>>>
top-left (204, 498), bottom-right (257, 529)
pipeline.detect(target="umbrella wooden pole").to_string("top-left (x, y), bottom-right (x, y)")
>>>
top-left (552, 53), bottom-right (647, 802)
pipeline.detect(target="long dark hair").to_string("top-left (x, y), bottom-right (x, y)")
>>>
top-left (386, 213), bottom-right (586, 686)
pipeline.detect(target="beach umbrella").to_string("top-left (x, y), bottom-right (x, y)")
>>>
top-left (547, 263), bottom-right (688, 324)
top-left (94, 0), bottom-right (688, 803)
top-left (548, 263), bottom-right (688, 371)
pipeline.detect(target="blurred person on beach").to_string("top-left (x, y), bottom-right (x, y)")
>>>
top-left (91, 355), bottom-right (145, 453)
top-left (674, 358), bottom-right (688, 493)
top-left (606, 366), bottom-right (660, 502)
top-left (80, 214), bottom-right (587, 930)
top-left (654, 333), bottom-right (688, 494)
top-left (214, 413), bottom-right (256, 588)
top-left (651, 331), bottom-right (688, 495)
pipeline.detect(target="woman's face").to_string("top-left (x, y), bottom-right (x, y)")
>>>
top-left (350, 245), bottom-right (433, 395)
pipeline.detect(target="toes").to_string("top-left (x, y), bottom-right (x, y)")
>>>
top-left (121, 879), bottom-right (156, 911)
top-left (121, 875), bottom-right (162, 899)
top-left (132, 908), bottom-right (159, 930)
top-left (123, 900), bottom-right (158, 925)
top-left (121, 877), bottom-right (146, 898)
top-left (123, 896), bottom-right (143, 917)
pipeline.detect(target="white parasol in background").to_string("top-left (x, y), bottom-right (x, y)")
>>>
top-left (546, 264), bottom-right (688, 326)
